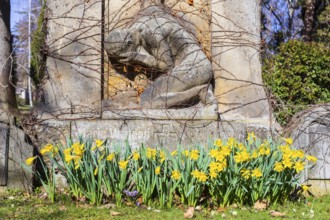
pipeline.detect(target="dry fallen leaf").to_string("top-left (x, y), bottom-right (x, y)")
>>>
top-left (184, 207), bottom-right (194, 219)
top-left (59, 205), bottom-right (67, 211)
top-left (217, 207), bottom-right (226, 213)
top-left (269, 210), bottom-right (286, 217)
top-left (111, 211), bottom-right (122, 216)
top-left (254, 200), bottom-right (268, 210)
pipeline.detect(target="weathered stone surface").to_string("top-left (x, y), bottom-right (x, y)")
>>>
top-left (71, 119), bottom-right (219, 150)
top-left (288, 104), bottom-right (330, 195)
top-left (0, 123), bottom-right (33, 190)
top-left (33, 119), bottom-right (71, 148)
top-left (102, 104), bottom-right (218, 120)
top-left (43, 1), bottom-right (102, 114)
top-left (211, 0), bottom-right (270, 120)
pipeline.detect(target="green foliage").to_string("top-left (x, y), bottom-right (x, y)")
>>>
top-left (31, 0), bottom-right (47, 86)
top-left (263, 40), bottom-right (330, 125)
top-left (24, 135), bottom-right (317, 207)
top-left (315, 5), bottom-right (330, 47)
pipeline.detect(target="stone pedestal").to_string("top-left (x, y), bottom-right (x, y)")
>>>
top-left (34, 105), bottom-right (274, 152)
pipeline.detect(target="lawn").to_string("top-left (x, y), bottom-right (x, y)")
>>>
top-left (1, 190), bottom-right (329, 220)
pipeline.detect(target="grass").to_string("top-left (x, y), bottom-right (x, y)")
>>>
top-left (0, 190), bottom-right (330, 220)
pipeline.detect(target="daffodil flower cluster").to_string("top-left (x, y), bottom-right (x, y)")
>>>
top-left (24, 134), bottom-right (317, 207)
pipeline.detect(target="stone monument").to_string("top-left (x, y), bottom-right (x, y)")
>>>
top-left (34, 0), bottom-right (273, 149)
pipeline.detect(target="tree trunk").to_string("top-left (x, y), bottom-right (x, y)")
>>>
top-left (302, 0), bottom-right (316, 41)
top-left (0, 0), bottom-right (17, 114)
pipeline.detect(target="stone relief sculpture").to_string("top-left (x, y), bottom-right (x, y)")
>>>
top-left (105, 5), bottom-right (215, 109)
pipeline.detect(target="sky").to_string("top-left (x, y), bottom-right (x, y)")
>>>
top-left (10, 0), bottom-right (28, 30)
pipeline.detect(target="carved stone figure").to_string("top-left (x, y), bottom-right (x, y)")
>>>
top-left (105, 5), bottom-right (214, 109)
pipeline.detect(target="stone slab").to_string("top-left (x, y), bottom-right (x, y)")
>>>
top-left (71, 119), bottom-right (220, 151)
top-left (307, 180), bottom-right (330, 196)
top-left (102, 104), bottom-right (218, 120)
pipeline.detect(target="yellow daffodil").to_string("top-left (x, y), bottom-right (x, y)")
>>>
top-left (210, 171), bottom-right (218, 179)
top-left (258, 145), bottom-right (271, 156)
top-left (227, 137), bottom-right (236, 147)
top-left (171, 170), bottom-right (181, 180)
top-left (237, 143), bottom-right (245, 150)
top-left (146, 148), bottom-right (156, 160)
top-left (40, 144), bottom-right (54, 155)
top-left (215, 152), bottom-right (226, 162)
top-left (241, 169), bottom-right (251, 179)
top-left (247, 132), bottom-right (256, 143)
top-left (302, 185), bottom-right (309, 192)
top-left (63, 148), bottom-right (72, 155)
top-left (251, 151), bottom-right (258, 159)
top-left (306, 155), bottom-right (318, 163)
top-left (94, 167), bottom-right (98, 176)
top-left (291, 150), bottom-right (304, 159)
top-left (190, 149), bottom-right (199, 160)
top-left (191, 170), bottom-right (201, 179)
top-left (198, 172), bottom-right (208, 182)
top-left (282, 137), bottom-right (293, 145)
top-left (171, 150), bottom-right (178, 156)
top-left (183, 150), bottom-right (189, 157)
top-left (72, 142), bottom-right (84, 157)
top-left (209, 161), bottom-right (225, 173)
top-left (282, 158), bottom-right (293, 168)
top-left (132, 152), bottom-right (140, 161)
top-left (65, 154), bottom-right (79, 164)
top-left (280, 145), bottom-right (292, 155)
top-left (118, 160), bottom-right (129, 170)
top-left (95, 139), bottom-right (104, 147)
top-left (106, 153), bottom-right (115, 161)
top-left (234, 150), bottom-right (250, 163)
top-left (25, 156), bottom-right (37, 165)
top-left (214, 139), bottom-right (222, 147)
top-left (274, 161), bottom-right (284, 172)
top-left (155, 166), bottom-right (161, 175)
top-left (251, 168), bottom-right (262, 178)
top-left (209, 149), bottom-right (220, 158)
top-left (220, 145), bottom-right (231, 156)
top-left (159, 150), bottom-right (166, 163)
top-left (74, 160), bottom-right (80, 170)
top-left (294, 161), bottom-right (305, 173)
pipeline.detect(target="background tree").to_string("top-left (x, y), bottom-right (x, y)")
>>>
top-left (0, 0), bottom-right (18, 114)
top-left (261, 0), bottom-right (330, 126)
top-left (12, 0), bottom-right (41, 106)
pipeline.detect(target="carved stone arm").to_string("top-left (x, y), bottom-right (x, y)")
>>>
top-left (119, 51), bottom-right (168, 71)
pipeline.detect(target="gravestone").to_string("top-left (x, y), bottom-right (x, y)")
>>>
top-left (34, 0), bottom-right (274, 149)
top-left (289, 104), bottom-right (330, 195)
top-left (0, 124), bottom-right (9, 186)
top-left (0, 122), bottom-right (33, 190)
